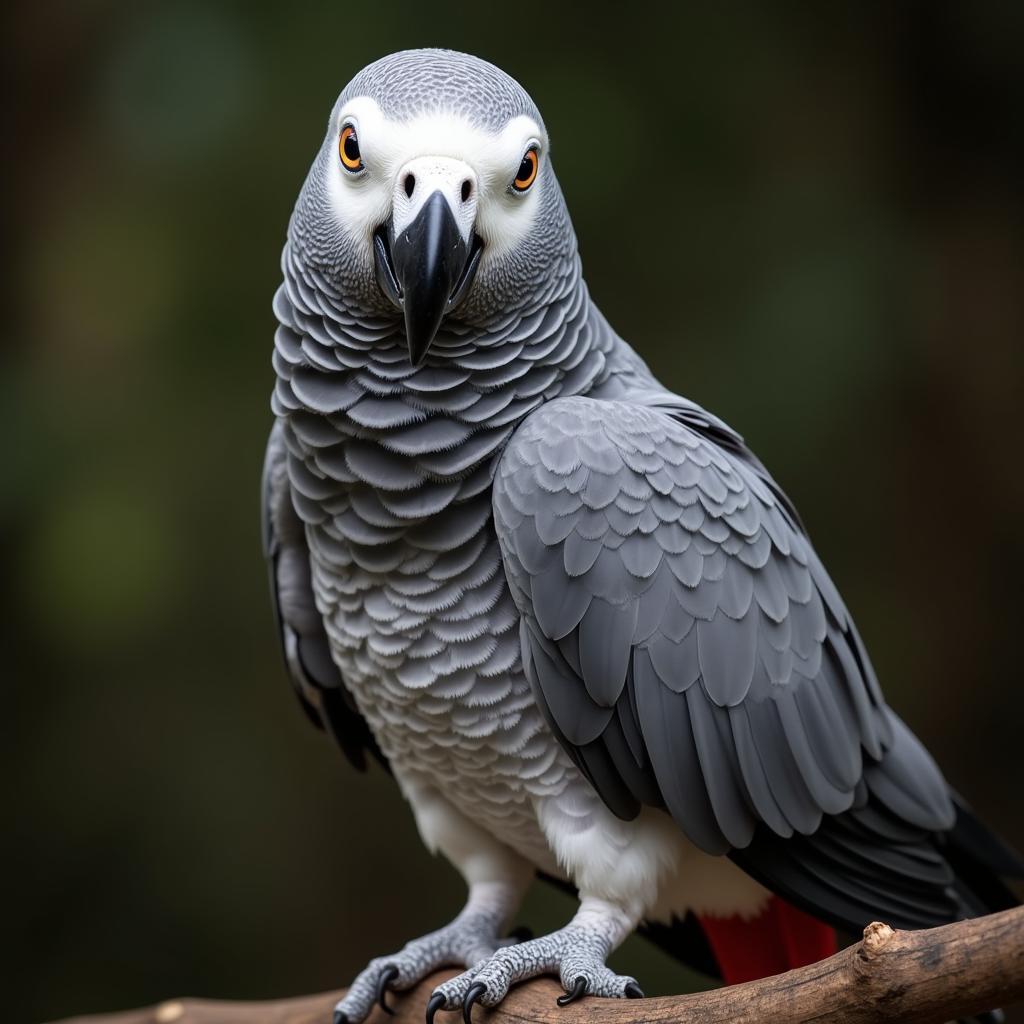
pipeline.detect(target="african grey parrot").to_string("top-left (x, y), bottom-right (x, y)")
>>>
top-left (263, 49), bottom-right (1022, 1024)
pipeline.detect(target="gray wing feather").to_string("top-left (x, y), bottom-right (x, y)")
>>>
top-left (262, 423), bottom-right (383, 771)
top-left (493, 392), bottom-right (953, 856)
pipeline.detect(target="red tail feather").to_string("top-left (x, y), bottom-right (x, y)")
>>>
top-left (698, 897), bottom-right (837, 985)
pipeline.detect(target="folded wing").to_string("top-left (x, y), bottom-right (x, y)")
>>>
top-left (492, 392), bottom-right (994, 931)
top-left (263, 422), bottom-right (384, 771)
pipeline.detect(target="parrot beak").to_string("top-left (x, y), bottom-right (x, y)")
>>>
top-left (374, 192), bottom-right (483, 366)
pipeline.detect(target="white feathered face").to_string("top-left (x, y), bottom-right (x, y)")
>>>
top-left (323, 97), bottom-right (550, 363)
top-left (329, 98), bottom-right (547, 260)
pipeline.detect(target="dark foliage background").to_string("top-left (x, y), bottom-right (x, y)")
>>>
top-left (7, 3), bottom-right (1023, 1022)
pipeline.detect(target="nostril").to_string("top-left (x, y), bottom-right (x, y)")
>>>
top-left (404, 174), bottom-right (416, 199)
top-left (461, 179), bottom-right (472, 203)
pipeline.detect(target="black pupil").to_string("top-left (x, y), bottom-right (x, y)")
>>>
top-left (344, 131), bottom-right (360, 164)
top-left (517, 154), bottom-right (532, 182)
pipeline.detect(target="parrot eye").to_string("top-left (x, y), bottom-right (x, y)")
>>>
top-left (511, 146), bottom-right (539, 193)
top-left (339, 124), bottom-right (363, 173)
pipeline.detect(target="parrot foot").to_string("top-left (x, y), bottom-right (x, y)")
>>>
top-left (332, 915), bottom-right (527, 1024)
top-left (426, 924), bottom-right (641, 1020)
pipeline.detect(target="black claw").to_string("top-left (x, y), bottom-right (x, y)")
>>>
top-left (556, 977), bottom-right (588, 1007)
top-left (506, 925), bottom-right (533, 943)
top-left (624, 982), bottom-right (645, 1000)
top-left (425, 992), bottom-right (446, 1024)
top-left (376, 964), bottom-right (399, 1016)
top-left (334, 1012), bottom-right (348, 1024)
top-left (462, 981), bottom-right (486, 1024)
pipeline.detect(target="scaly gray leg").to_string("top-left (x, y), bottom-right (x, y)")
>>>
top-left (333, 880), bottom-right (524, 1024)
top-left (427, 898), bottom-right (643, 1021)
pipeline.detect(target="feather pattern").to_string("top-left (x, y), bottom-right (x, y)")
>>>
top-left (268, 54), bottom-right (1020, 1001)
top-left (493, 394), bottom-right (926, 855)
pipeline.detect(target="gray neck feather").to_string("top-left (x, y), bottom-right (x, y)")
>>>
top-left (272, 238), bottom-right (620, 559)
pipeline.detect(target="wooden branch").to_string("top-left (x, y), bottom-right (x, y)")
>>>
top-left (54, 906), bottom-right (1024, 1024)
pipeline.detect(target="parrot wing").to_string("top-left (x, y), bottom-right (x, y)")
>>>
top-left (262, 422), bottom-right (385, 772)
top-left (493, 390), bottom-right (1020, 932)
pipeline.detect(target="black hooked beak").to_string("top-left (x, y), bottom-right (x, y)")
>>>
top-left (373, 191), bottom-right (484, 366)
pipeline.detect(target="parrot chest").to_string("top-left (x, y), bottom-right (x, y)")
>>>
top-left (307, 507), bottom-right (575, 856)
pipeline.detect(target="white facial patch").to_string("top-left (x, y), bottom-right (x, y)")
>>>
top-left (326, 97), bottom-right (546, 265)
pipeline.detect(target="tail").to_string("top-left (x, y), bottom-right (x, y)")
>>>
top-left (697, 897), bottom-right (836, 985)
top-left (945, 793), bottom-right (1024, 918)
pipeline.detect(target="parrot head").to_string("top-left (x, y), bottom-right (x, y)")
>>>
top-left (288, 49), bottom-right (576, 365)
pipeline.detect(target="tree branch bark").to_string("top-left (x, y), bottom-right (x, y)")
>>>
top-left (53, 906), bottom-right (1024, 1024)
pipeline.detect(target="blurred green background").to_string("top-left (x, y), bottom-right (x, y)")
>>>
top-left (7, 3), bottom-right (1023, 1022)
